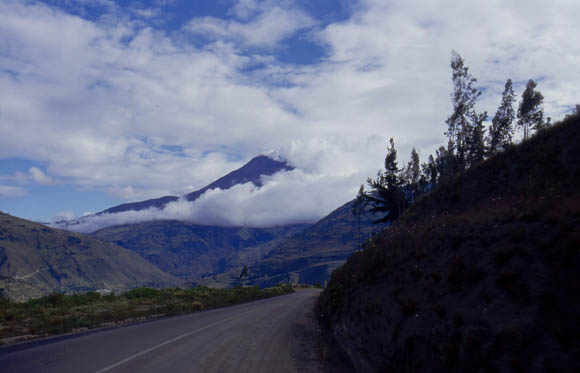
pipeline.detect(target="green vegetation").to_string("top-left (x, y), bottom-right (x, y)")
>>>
top-left (0, 285), bottom-right (293, 344)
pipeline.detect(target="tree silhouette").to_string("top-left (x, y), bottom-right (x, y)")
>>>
top-left (445, 51), bottom-right (487, 170)
top-left (517, 79), bottom-right (544, 140)
top-left (489, 79), bottom-right (516, 153)
top-left (365, 138), bottom-right (407, 223)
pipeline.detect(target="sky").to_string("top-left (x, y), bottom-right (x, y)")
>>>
top-left (1, 0), bottom-right (579, 230)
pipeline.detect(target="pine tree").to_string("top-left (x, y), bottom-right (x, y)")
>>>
top-left (517, 79), bottom-right (544, 140)
top-left (489, 79), bottom-right (516, 154)
top-left (445, 51), bottom-right (487, 170)
top-left (365, 138), bottom-right (407, 223)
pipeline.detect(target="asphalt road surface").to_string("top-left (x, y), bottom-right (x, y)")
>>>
top-left (0, 289), bottom-right (322, 373)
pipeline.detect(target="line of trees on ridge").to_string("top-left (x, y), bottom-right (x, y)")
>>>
top-left (360, 50), bottom-right (578, 224)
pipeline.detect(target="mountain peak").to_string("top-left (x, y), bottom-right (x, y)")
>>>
top-left (184, 154), bottom-right (293, 200)
top-left (99, 154), bottom-right (293, 215)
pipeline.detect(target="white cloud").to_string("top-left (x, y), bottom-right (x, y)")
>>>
top-left (28, 167), bottom-right (54, 185)
top-left (0, 185), bottom-right (26, 197)
top-left (0, 167), bottom-right (54, 186)
top-left (2, 0), bottom-right (580, 225)
top-left (184, 2), bottom-right (314, 48)
top-left (59, 167), bottom-right (363, 233)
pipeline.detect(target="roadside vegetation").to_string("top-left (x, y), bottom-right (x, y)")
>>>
top-left (0, 284), bottom-right (293, 345)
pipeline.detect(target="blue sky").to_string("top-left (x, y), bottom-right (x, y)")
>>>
top-left (1, 0), bottom-right (579, 228)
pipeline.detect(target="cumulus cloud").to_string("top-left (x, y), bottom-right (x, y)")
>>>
top-left (2, 0), bottom-right (580, 224)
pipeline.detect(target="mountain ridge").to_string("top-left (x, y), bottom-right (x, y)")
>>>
top-left (92, 221), bottom-right (308, 282)
top-left (102, 154), bottom-right (293, 215)
top-left (0, 211), bottom-right (182, 301)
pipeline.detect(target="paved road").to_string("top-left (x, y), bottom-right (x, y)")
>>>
top-left (0, 289), bottom-right (322, 373)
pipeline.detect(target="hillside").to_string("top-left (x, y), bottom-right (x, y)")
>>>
top-left (92, 221), bottom-right (307, 282)
top-left (0, 212), bottom-right (181, 302)
top-left (102, 155), bottom-right (293, 214)
top-left (318, 115), bottom-right (580, 372)
top-left (238, 200), bottom-right (385, 287)
top-left (94, 199), bottom-right (383, 289)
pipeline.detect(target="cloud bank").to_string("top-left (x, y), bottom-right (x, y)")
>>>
top-left (2, 0), bottom-right (579, 225)
top-left (61, 167), bottom-right (365, 233)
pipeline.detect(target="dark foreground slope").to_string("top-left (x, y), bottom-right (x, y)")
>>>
top-left (0, 213), bottom-right (181, 301)
top-left (318, 115), bottom-right (580, 372)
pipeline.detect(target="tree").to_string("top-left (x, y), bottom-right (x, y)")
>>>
top-left (405, 148), bottom-right (421, 185)
top-left (489, 78), bottom-right (516, 154)
top-left (365, 138), bottom-right (407, 223)
top-left (517, 79), bottom-right (544, 140)
top-left (445, 51), bottom-right (487, 170)
top-left (466, 113), bottom-right (487, 166)
top-left (403, 148), bottom-right (421, 201)
top-left (352, 185), bottom-right (366, 251)
top-left (422, 154), bottom-right (438, 186)
top-left (435, 144), bottom-right (456, 183)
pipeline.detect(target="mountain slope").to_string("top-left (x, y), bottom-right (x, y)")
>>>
top-left (92, 198), bottom-right (384, 289)
top-left (234, 199), bottom-right (385, 287)
top-left (0, 212), bottom-right (181, 301)
top-left (318, 115), bottom-right (580, 371)
top-left (102, 155), bottom-right (293, 214)
top-left (92, 221), bottom-right (307, 282)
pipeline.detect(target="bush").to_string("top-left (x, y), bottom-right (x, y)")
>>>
top-left (125, 287), bottom-right (160, 299)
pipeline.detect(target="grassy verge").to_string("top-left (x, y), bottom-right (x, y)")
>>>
top-left (0, 285), bottom-right (294, 345)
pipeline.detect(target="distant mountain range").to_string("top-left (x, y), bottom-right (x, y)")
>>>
top-left (0, 212), bottom-right (181, 301)
top-left (92, 222), bottom-right (308, 282)
top-left (101, 155), bottom-right (293, 214)
top-left (1, 152), bottom-right (385, 301)
top-left (85, 153), bottom-right (384, 288)
top-left (93, 199), bottom-right (384, 287)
